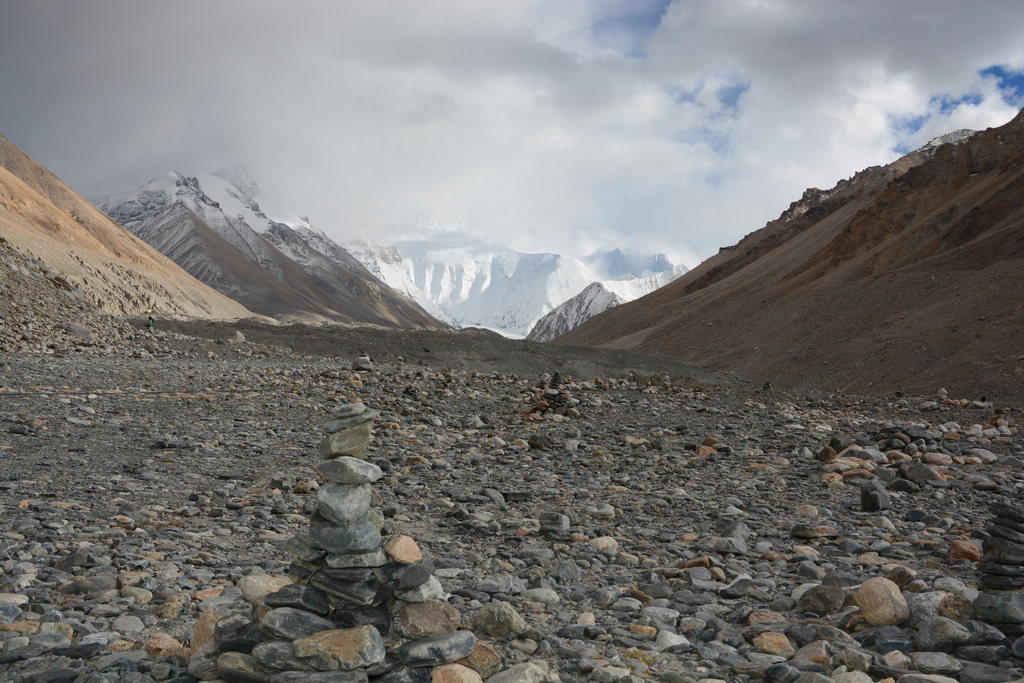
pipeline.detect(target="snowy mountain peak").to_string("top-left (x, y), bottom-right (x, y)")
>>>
top-left (922, 128), bottom-right (976, 150)
top-left (525, 263), bottom-right (688, 341)
top-left (345, 235), bottom-right (688, 338)
top-left (93, 170), bottom-right (440, 327)
top-left (96, 170), bottom-right (686, 337)
top-left (584, 248), bottom-right (674, 279)
top-left (526, 282), bottom-right (623, 342)
top-left (212, 164), bottom-right (260, 199)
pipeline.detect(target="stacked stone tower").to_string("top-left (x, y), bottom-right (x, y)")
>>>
top-left (189, 402), bottom-right (501, 682)
top-left (974, 500), bottom-right (1024, 638)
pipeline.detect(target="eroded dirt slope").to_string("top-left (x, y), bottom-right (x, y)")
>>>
top-left (558, 110), bottom-right (1024, 404)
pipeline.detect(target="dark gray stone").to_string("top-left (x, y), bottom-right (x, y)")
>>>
top-left (956, 644), bottom-right (1012, 665)
top-left (975, 591), bottom-right (1024, 624)
top-left (391, 559), bottom-right (435, 590)
top-left (270, 672), bottom-right (368, 683)
top-left (959, 662), bottom-right (1024, 683)
top-left (396, 630), bottom-right (477, 667)
top-left (914, 616), bottom-right (973, 652)
top-left (903, 461), bottom-right (940, 484)
top-left (309, 512), bottom-right (381, 554)
top-left (0, 601), bottom-right (21, 623)
top-left (372, 667), bottom-right (431, 683)
top-left (252, 640), bottom-right (317, 672)
top-left (283, 534), bottom-right (327, 563)
top-left (317, 456), bottom-right (383, 484)
top-left (217, 651), bottom-right (271, 683)
top-left (861, 479), bottom-right (891, 511)
top-left (264, 583), bottom-right (331, 616)
top-left (983, 535), bottom-right (1024, 565)
top-left (260, 607), bottom-right (336, 640)
top-left (324, 409), bottom-right (379, 433)
top-left (317, 483), bottom-right (373, 526)
top-left (311, 568), bottom-right (391, 607)
top-left (797, 583), bottom-right (845, 616)
top-left (332, 604), bottom-right (391, 633)
top-left (215, 613), bottom-right (262, 653)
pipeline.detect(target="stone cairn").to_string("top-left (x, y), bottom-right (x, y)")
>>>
top-left (974, 500), bottom-right (1024, 637)
top-left (523, 372), bottom-right (577, 421)
top-left (189, 402), bottom-right (501, 682)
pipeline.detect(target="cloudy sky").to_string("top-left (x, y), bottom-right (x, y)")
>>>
top-left (2, 1), bottom-right (1023, 266)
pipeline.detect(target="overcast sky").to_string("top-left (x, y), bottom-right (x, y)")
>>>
top-left (2, 1), bottom-right (1023, 266)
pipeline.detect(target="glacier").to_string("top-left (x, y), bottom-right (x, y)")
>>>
top-left (346, 233), bottom-right (687, 338)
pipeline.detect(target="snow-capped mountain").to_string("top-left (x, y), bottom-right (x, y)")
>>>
top-left (95, 169), bottom-right (684, 335)
top-left (526, 282), bottom-right (623, 342)
top-left (602, 263), bottom-right (689, 300)
top-left (920, 128), bottom-right (976, 151)
top-left (346, 232), bottom-right (687, 337)
top-left (582, 249), bottom-right (675, 279)
top-left (526, 264), bottom-right (688, 342)
top-left (94, 173), bottom-right (439, 327)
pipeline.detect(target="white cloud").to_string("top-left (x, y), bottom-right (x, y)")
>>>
top-left (0, 0), bottom-right (1022, 268)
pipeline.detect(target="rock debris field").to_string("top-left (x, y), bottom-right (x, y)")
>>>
top-left (1, 325), bottom-right (1024, 683)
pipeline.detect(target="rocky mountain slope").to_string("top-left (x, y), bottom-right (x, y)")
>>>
top-left (347, 235), bottom-right (686, 337)
top-left (94, 173), bottom-right (439, 328)
top-left (0, 135), bottom-right (251, 320)
top-left (557, 110), bottom-right (1024, 404)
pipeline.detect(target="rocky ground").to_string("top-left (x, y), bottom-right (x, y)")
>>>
top-left (1, 322), bottom-right (1023, 683)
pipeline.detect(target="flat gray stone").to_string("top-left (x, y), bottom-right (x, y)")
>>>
top-left (317, 483), bottom-right (373, 526)
top-left (317, 457), bottom-right (383, 484)
top-left (309, 513), bottom-right (381, 554)
top-left (260, 607), bottom-right (336, 640)
top-left (397, 629), bottom-right (477, 667)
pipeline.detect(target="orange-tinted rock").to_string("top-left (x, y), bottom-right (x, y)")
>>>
top-left (384, 535), bottom-right (423, 564)
top-left (949, 540), bottom-right (980, 562)
top-left (192, 586), bottom-right (224, 602)
top-left (748, 611), bottom-right (787, 625)
top-left (0, 621), bottom-right (39, 634)
top-left (145, 632), bottom-right (189, 658)
top-left (191, 608), bottom-right (225, 655)
top-left (753, 631), bottom-right (795, 658)
top-left (458, 640), bottom-right (503, 679)
top-left (293, 625), bottom-right (386, 670)
top-left (816, 446), bottom-right (837, 462)
top-left (400, 600), bottom-right (463, 637)
top-left (432, 663), bottom-right (483, 683)
top-left (939, 594), bottom-right (975, 622)
top-left (155, 593), bottom-right (189, 619)
top-left (629, 624), bottom-right (657, 639)
top-left (791, 639), bottom-right (830, 664)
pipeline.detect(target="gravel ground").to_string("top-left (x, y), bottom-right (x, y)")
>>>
top-left (1, 326), bottom-right (1023, 682)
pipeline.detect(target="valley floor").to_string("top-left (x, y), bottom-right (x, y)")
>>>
top-left (0, 327), bottom-right (1022, 682)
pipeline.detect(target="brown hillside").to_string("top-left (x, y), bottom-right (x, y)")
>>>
top-left (558, 110), bottom-right (1024, 404)
top-left (0, 135), bottom-right (252, 319)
